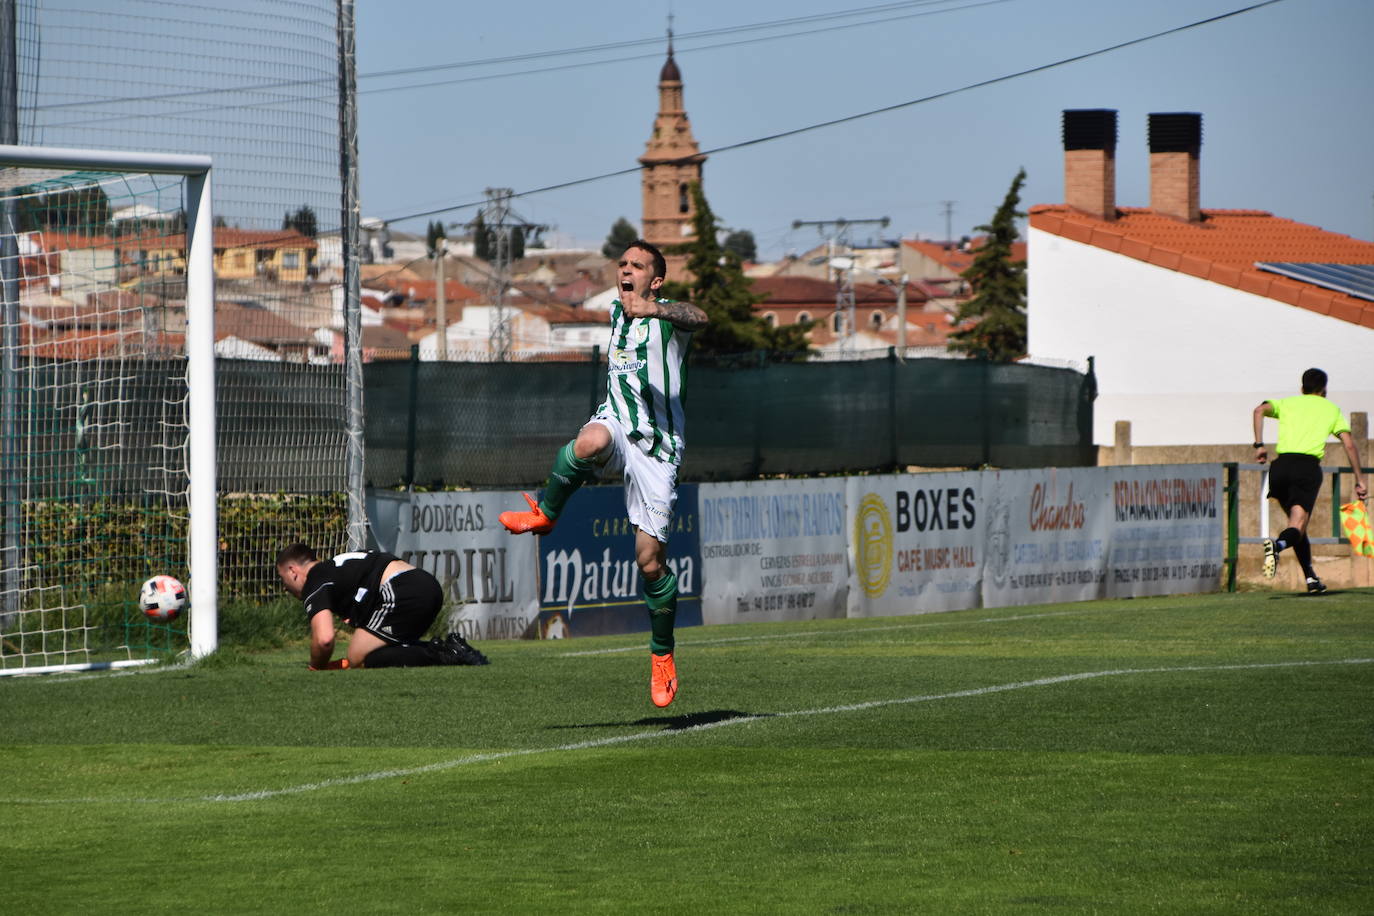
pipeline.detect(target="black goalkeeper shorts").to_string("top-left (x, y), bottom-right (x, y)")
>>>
top-left (1267, 453), bottom-right (1322, 514)
top-left (357, 568), bottom-right (443, 645)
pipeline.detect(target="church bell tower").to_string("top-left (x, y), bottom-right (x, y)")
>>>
top-left (639, 32), bottom-right (706, 275)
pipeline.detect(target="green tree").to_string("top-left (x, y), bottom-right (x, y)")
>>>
top-left (283, 204), bottom-right (317, 238)
top-left (601, 216), bottom-right (639, 259)
top-left (948, 168), bottom-right (1027, 362)
top-left (472, 210), bottom-right (492, 261)
top-left (19, 185), bottom-right (110, 235)
top-left (722, 229), bottom-right (757, 263)
top-left (425, 220), bottom-right (446, 257)
top-left (661, 183), bottom-right (811, 358)
top-left (470, 214), bottom-right (523, 263)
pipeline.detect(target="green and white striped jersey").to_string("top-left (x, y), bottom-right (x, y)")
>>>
top-left (597, 298), bottom-right (693, 466)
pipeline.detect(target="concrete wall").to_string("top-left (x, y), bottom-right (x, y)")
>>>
top-left (1027, 227), bottom-right (1374, 446)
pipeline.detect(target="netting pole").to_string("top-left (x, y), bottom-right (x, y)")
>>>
top-left (0, 0), bottom-right (18, 620)
top-left (337, 0), bottom-right (366, 549)
top-left (185, 168), bottom-right (218, 659)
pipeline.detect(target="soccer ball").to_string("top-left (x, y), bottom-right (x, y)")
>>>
top-left (139, 575), bottom-right (187, 622)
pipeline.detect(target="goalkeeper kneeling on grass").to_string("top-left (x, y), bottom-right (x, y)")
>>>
top-left (275, 543), bottom-right (489, 669)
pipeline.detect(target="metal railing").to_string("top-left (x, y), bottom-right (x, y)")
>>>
top-left (1223, 461), bottom-right (1371, 591)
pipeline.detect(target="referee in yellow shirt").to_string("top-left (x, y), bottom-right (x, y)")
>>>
top-left (1253, 368), bottom-right (1368, 593)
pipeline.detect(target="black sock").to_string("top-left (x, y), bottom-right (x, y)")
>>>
top-left (1292, 533), bottom-right (1316, 580)
top-left (1275, 527), bottom-right (1301, 552)
top-left (362, 643), bottom-right (443, 668)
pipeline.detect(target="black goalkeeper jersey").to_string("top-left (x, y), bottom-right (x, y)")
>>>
top-left (300, 550), bottom-right (398, 626)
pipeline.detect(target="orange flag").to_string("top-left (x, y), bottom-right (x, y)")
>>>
top-left (1339, 501), bottom-right (1374, 558)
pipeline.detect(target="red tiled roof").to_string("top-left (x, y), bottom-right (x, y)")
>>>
top-left (27, 228), bottom-right (316, 252)
top-left (23, 329), bottom-right (184, 359)
top-left (1029, 206), bottom-right (1374, 330)
top-left (902, 237), bottom-right (1027, 274)
top-left (362, 324), bottom-right (414, 350)
top-left (552, 276), bottom-right (604, 304)
top-left (534, 303), bottom-right (606, 326)
top-left (750, 276), bottom-right (930, 307)
top-left (214, 301), bottom-right (315, 344)
top-left (368, 278), bottom-right (483, 304)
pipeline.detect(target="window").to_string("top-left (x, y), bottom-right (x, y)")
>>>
top-left (762, 312), bottom-right (776, 328)
top-left (870, 311), bottom-right (883, 329)
top-left (832, 313), bottom-right (844, 334)
top-left (796, 312), bottom-right (811, 325)
top-left (678, 183), bottom-right (690, 214)
top-left (282, 251), bottom-right (300, 270)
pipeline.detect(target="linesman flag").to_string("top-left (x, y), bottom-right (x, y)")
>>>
top-left (1339, 501), bottom-right (1374, 558)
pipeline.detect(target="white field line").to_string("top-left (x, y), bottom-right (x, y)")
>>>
top-left (557, 609), bottom-right (1101, 656)
top-left (5, 657), bottom-right (1369, 807)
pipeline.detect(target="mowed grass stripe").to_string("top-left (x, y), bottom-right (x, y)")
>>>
top-left (4, 656), bottom-right (1366, 806)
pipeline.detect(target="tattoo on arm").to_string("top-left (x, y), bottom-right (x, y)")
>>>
top-left (657, 299), bottom-right (709, 330)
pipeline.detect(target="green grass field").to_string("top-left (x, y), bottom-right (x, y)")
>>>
top-left (3, 588), bottom-right (1372, 914)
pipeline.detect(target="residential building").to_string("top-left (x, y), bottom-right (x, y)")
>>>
top-left (1028, 108), bottom-right (1374, 446)
top-left (750, 275), bottom-right (957, 354)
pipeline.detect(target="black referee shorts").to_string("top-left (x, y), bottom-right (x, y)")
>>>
top-left (358, 568), bottom-right (444, 645)
top-left (1267, 453), bottom-right (1323, 514)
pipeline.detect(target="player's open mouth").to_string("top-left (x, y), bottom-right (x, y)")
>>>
top-left (620, 281), bottom-right (633, 290)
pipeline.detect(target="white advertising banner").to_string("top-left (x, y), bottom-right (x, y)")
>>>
top-left (980, 468), bottom-right (1112, 608)
top-left (846, 472), bottom-right (984, 617)
top-left (1104, 465), bottom-right (1224, 598)
top-left (980, 465), bottom-right (1225, 607)
top-left (381, 491), bottom-right (541, 640)
top-left (699, 479), bottom-right (849, 625)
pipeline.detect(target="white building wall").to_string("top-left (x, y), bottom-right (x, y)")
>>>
top-left (1028, 227), bottom-right (1374, 446)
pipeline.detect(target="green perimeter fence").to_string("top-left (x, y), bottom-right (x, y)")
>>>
top-left (364, 349), bottom-right (1097, 488)
top-left (2, 352), bottom-right (1093, 613)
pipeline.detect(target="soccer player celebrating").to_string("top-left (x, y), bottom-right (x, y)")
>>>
top-left (1253, 368), bottom-right (1368, 593)
top-left (498, 240), bottom-right (708, 707)
top-left (275, 544), bottom-right (489, 669)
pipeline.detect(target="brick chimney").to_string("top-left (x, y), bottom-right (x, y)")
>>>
top-left (1148, 112), bottom-right (1202, 222)
top-left (1062, 109), bottom-right (1117, 221)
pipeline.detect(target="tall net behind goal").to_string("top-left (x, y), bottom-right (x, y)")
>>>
top-left (1, 155), bottom-right (214, 672)
top-left (12, 0), bottom-right (356, 628)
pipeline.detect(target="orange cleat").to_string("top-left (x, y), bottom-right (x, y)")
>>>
top-left (499, 492), bottom-right (556, 535)
top-left (650, 651), bottom-right (678, 708)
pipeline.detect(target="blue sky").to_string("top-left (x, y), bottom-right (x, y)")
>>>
top-left (356, 0), bottom-right (1373, 258)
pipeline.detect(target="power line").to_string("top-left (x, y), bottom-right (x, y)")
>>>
top-left (34, 0), bottom-right (1016, 132)
top-left (33, 0), bottom-right (1008, 111)
top-left (378, 0), bottom-right (1287, 226)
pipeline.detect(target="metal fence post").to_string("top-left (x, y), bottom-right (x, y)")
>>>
top-left (1331, 469), bottom-right (1341, 539)
top-left (887, 346), bottom-right (898, 470)
top-left (1224, 462), bottom-right (1239, 592)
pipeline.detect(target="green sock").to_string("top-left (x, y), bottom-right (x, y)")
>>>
top-left (644, 571), bottom-right (678, 655)
top-left (539, 440), bottom-right (597, 520)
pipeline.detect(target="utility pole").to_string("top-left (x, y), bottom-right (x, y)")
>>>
top-left (434, 236), bottom-right (447, 360)
top-left (469, 188), bottom-right (547, 362)
top-left (792, 216), bottom-right (889, 352)
top-left (940, 200), bottom-right (956, 246)
top-left (895, 272), bottom-right (909, 357)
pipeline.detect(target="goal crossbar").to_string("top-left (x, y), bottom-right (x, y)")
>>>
top-left (0, 143), bottom-right (217, 669)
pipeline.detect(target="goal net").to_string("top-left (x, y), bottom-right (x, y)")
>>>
top-left (0, 147), bottom-right (216, 673)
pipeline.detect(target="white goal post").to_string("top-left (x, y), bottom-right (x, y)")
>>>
top-left (0, 143), bottom-right (217, 672)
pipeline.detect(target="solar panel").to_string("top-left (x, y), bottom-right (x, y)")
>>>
top-left (1256, 262), bottom-right (1374, 303)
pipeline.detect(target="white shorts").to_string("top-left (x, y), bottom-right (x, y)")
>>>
top-left (586, 416), bottom-right (678, 543)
